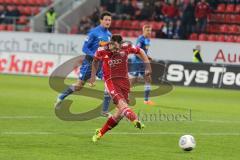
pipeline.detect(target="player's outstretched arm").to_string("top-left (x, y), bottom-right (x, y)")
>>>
top-left (89, 58), bottom-right (99, 87)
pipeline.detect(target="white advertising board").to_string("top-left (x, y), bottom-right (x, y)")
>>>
top-left (0, 52), bottom-right (78, 78)
top-left (147, 39), bottom-right (240, 65)
top-left (0, 32), bottom-right (240, 75)
top-left (0, 32), bottom-right (83, 55)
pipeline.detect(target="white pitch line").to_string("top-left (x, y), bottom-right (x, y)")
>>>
top-left (0, 116), bottom-right (49, 119)
top-left (1, 116), bottom-right (240, 124)
top-left (196, 119), bottom-right (240, 124)
top-left (1, 131), bottom-right (54, 135)
top-left (1, 131), bottom-right (240, 136)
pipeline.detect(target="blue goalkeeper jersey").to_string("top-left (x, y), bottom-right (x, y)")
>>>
top-left (132, 35), bottom-right (150, 63)
top-left (82, 25), bottom-right (112, 57)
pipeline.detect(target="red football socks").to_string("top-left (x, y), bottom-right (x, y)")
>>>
top-left (100, 116), bottom-right (118, 136)
top-left (121, 107), bottom-right (138, 122)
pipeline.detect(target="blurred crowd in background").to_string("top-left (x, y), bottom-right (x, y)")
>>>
top-left (0, 5), bottom-right (21, 24)
top-left (78, 0), bottom-right (240, 40)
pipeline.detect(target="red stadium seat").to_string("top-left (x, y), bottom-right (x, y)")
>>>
top-left (208, 14), bottom-right (214, 22)
top-left (220, 25), bottom-right (228, 33)
top-left (235, 4), bottom-right (240, 13)
top-left (31, 6), bottom-right (40, 15)
top-left (45, 0), bottom-right (51, 5)
top-left (189, 33), bottom-right (198, 40)
top-left (119, 30), bottom-right (128, 37)
top-left (218, 14), bottom-right (225, 23)
top-left (229, 14), bottom-right (238, 23)
top-left (20, 0), bottom-right (27, 5)
top-left (139, 21), bottom-right (149, 28)
top-left (207, 34), bottom-right (216, 41)
top-left (6, 25), bottom-right (14, 31)
top-left (122, 20), bottom-right (131, 29)
top-left (0, 24), bottom-right (6, 31)
top-left (229, 25), bottom-right (239, 33)
top-left (110, 29), bottom-right (118, 34)
top-left (22, 26), bottom-right (30, 32)
top-left (130, 20), bottom-right (140, 29)
top-left (225, 4), bottom-right (235, 13)
top-left (12, 0), bottom-right (20, 5)
top-left (132, 30), bottom-right (141, 37)
top-left (224, 14), bottom-right (232, 23)
top-left (7, 5), bottom-right (14, 11)
top-left (236, 36), bottom-right (240, 43)
top-left (225, 35), bottom-right (235, 42)
top-left (127, 31), bottom-right (135, 37)
top-left (151, 21), bottom-right (164, 30)
top-left (198, 34), bottom-right (207, 41)
top-left (216, 35), bottom-right (225, 42)
top-left (135, 30), bottom-right (142, 37)
top-left (36, 0), bottom-right (47, 6)
top-left (17, 6), bottom-right (24, 14)
top-left (27, 0), bottom-right (36, 5)
top-left (212, 14), bottom-right (224, 23)
top-left (216, 4), bottom-right (226, 13)
top-left (70, 25), bottom-right (78, 34)
top-left (5, 0), bottom-right (14, 4)
top-left (113, 20), bottom-right (123, 29)
top-left (110, 20), bottom-right (116, 28)
top-left (23, 6), bottom-right (32, 15)
top-left (0, 0), bottom-right (5, 4)
top-left (208, 24), bottom-right (222, 33)
top-left (17, 16), bottom-right (28, 24)
top-left (208, 14), bottom-right (220, 22)
top-left (206, 24), bottom-right (215, 33)
top-left (236, 15), bottom-right (240, 23)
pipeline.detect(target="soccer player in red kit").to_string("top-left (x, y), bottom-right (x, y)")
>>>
top-left (89, 34), bottom-right (151, 142)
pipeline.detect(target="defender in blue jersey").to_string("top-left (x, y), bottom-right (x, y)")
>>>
top-left (55, 12), bottom-right (112, 116)
top-left (129, 25), bottom-right (155, 105)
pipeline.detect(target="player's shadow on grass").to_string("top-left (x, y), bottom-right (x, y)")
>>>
top-left (49, 56), bottom-right (173, 121)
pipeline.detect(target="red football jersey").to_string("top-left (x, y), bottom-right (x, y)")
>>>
top-left (94, 44), bottom-right (141, 81)
top-left (195, 2), bottom-right (211, 19)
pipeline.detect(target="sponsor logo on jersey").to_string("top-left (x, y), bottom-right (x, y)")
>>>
top-left (108, 59), bottom-right (122, 66)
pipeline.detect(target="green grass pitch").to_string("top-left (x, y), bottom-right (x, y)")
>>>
top-left (0, 74), bottom-right (240, 160)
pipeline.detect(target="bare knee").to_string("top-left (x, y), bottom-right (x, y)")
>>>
top-left (113, 108), bottom-right (123, 122)
top-left (117, 99), bottom-right (128, 109)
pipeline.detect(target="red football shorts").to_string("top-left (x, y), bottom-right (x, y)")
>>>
top-left (104, 78), bottom-right (130, 104)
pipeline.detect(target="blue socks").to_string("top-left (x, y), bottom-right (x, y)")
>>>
top-left (144, 83), bottom-right (151, 101)
top-left (58, 85), bottom-right (75, 100)
top-left (58, 86), bottom-right (111, 113)
top-left (102, 90), bottom-right (111, 113)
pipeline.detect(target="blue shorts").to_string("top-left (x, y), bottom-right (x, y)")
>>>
top-left (129, 62), bottom-right (145, 77)
top-left (79, 58), bottom-right (103, 81)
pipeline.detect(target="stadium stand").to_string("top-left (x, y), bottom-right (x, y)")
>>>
top-left (1, 0), bottom-right (240, 43)
top-left (191, 0), bottom-right (240, 43)
top-left (71, 0), bottom-right (239, 43)
top-left (0, 0), bottom-right (53, 32)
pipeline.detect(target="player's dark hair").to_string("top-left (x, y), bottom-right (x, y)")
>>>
top-left (111, 34), bottom-right (123, 43)
top-left (100, 11), bottom-right (112, 20)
